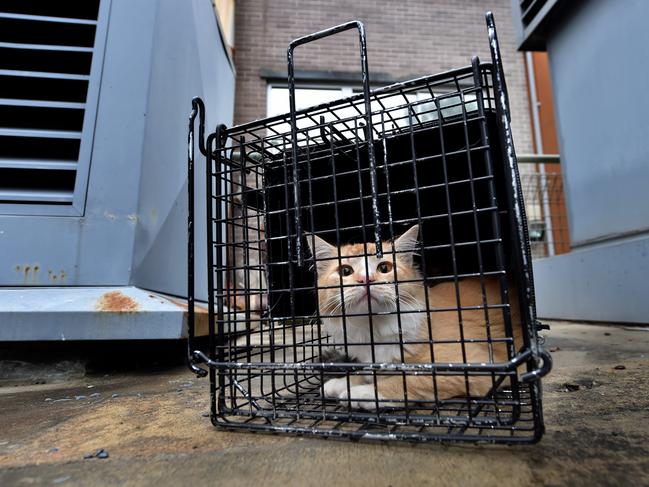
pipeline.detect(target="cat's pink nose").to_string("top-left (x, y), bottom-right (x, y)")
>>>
top-left (356, 274), bottom-right (375, 284)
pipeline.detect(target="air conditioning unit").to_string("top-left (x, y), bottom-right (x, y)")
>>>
top-left (0, 0), bottom-right (235, 340)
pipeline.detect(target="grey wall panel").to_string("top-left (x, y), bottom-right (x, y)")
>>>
top-left (78, 0), bottom-right (158, 284)
top-left (534, 236), bottom-right (649, 324)
top-left (131, 0), bottom-right (235, 301)
top-left (547, 0), bottom-right (649, 246)
top-left (0, 0), bottom-right (234, 292)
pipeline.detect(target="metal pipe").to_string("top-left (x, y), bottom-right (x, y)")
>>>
top-left (517, 153), bottom-right (560, 163)
top-left (525, 52), bottom-right (555, 256)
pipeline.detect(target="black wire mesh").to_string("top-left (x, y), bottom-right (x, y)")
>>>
top-left (187, 13), bottom-right (551, 444)
top-left (519, 159), bottom-right (570, 258)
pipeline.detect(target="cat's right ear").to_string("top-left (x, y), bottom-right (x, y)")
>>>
top-left (304, 233), bottom-right (336, 274)
top-left (394, 224), bottom-right (420, 265)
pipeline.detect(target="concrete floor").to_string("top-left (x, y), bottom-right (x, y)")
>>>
top-left (0, 322), bottom-right (648, 487)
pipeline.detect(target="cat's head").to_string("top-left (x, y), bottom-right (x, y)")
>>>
top-left (305, 225), bottom-right (424, 314)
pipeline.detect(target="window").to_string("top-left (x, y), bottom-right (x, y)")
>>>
top-left (267, 86), bottom-right (355, 117)
top-left (267, 83), bottom-right (478, 138)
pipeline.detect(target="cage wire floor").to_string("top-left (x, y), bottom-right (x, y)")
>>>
top-left (211, 321), bottom-right (537, 442)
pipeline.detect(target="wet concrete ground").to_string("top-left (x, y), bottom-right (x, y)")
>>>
top-left (0, 322), bottom-right (648, 487)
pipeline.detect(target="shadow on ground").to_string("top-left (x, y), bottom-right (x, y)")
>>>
top-left (0, 323), bottom-right (648, 486)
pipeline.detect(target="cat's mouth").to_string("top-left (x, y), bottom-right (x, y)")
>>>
top-left (346, 288), bottom-right (388, 306)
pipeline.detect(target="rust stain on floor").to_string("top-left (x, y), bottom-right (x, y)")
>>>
top-left (95, 291), bottom-right (140, 312)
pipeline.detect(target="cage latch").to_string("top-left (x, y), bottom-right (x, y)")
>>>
top-left (521, 347), bottom-right (553, 382)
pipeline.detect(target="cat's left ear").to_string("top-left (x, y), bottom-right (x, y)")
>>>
top-left (394, 225), bottom-right (420, 264)
top-left (304, 233), bottom-right (336, 275)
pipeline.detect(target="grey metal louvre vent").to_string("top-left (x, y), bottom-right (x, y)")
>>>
top-left (0, 0), bottom-right (104, 210)
top-left (513, 0), bottom-right (577, 50)
top-left (520, 0), bottom-right (548, 28)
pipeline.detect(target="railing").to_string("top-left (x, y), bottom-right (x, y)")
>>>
top-left (518, 154), bottom-right (570, 259)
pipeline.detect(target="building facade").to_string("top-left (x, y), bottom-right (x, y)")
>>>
top-left (232, 0), bottom-right (534, 155)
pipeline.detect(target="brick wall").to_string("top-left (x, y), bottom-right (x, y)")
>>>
top-left (233, 0), bottom-right (533, 153)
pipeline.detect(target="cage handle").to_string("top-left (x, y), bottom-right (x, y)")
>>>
top-left (187, 97), bottom-right (208, 378)
top-left (287, 20), bottom-right (382, 265)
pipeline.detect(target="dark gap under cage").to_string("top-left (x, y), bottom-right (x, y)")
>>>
top-left (187, 14), bottom-right (551, 444)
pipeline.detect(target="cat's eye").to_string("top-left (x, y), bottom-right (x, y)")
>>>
top-left (377, 262), bottom-right (393, 273)
top-left (338, 265), bottom-right (354, 277)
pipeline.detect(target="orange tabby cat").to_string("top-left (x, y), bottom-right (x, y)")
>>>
top-left (306, 225), bottom-right (522, 409)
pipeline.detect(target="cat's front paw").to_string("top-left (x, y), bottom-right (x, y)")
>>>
top-left (323, 377), bottom-right (349, 398)
top-left (339, 384), bottom-right (386, 410)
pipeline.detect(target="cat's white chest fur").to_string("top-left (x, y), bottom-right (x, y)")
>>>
top-left (322, 308), bottom-right (423, 364)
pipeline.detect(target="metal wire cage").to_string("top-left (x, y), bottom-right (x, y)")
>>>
top-left (187, 13), bottom-right (551, 444)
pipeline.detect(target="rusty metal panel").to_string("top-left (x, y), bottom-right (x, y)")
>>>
top-left (0, 286), bottom-right (209, 340)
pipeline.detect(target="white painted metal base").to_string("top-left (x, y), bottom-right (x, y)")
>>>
top-left (0, 286), bottom-right (197, 341)
top-left (534, 235), bottom-right (649, 324)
